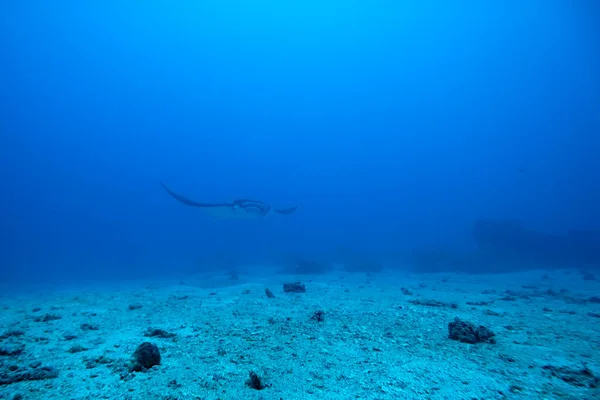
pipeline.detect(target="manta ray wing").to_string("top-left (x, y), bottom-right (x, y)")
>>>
top-left (274, 206), bottom-right (299, 215)
top-left (160, 182), bottom-right (230, 208)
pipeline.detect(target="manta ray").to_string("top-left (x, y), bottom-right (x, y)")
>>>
top-left (160, 182), bottom-right (298, 219)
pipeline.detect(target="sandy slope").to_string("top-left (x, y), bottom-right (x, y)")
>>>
top-left (1, 268), bottom-right (599, 400)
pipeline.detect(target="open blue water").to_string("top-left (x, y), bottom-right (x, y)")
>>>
top-left (2, 1), bottom-right (598, 284)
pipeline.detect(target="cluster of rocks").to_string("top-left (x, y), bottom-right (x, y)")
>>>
top-left (0, 301), bottom-right (179, 391)
top-left (0, 327), bottom-right (58, 387)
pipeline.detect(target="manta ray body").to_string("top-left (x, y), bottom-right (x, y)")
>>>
top-left (160, 182), bottom-right (298, 219)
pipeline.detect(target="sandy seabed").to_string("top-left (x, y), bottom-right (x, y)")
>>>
top-left (1, 268), bottom-right (599, 400)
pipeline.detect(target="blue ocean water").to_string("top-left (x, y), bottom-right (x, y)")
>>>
top-left (1, 1), bottom-right (599, 283)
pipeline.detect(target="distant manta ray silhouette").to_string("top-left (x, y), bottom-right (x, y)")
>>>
top-left (160, 182), bottom-right (298, 219)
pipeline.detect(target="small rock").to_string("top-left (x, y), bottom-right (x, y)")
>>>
top-left (0, 365), bottom-right (59, 385)
top-left (246, 370), bottom-right (269, 390)
top-left (0, 344), bottom-right (25, 357)
top-left (483, 309), bottom-right (501, 316)
top-left (283, 282), bottom-right (306, 293)
top-left (68, 345), bottom-right (88, 354)
top-left (0, 330), bottom-right (24, 340)
top-left (62, 333), bottom-right (78, 341)
top-left (33, 314), bottom-right (61, 323)
top-left (310, 310), bottom-right (325, 323)
top-left (143, 328), bottom-right (176, 339)
top-left (588, 296), bottom-right (600, 304)
top-left (448, 317), bottom-right (496, 344)
top-left (542, 365), bottom-right (600, 388)
top-left (128, 342), bottom-right (161, 372)
top-left (80, 323), bottom-right (99, 331)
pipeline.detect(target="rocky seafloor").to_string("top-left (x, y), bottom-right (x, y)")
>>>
top-left (1, 268), bottom-right (599, 400)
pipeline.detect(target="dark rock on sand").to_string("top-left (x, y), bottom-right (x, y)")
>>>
top-left (128, 342), bottom-right (161, 372)
top-left (542, 364), bottom-right (600, 388)
top-left (0, 365), bottom-right (58, 386)
top-left (283, 282), bottom-right (306, 293)
top-left (448, 317), bottom-right (496, 344)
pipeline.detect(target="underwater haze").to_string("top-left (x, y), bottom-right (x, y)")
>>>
top-left (3, 2), bottom-right (600, 400)
top-left (1, 0), bottom-right (599, 284)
